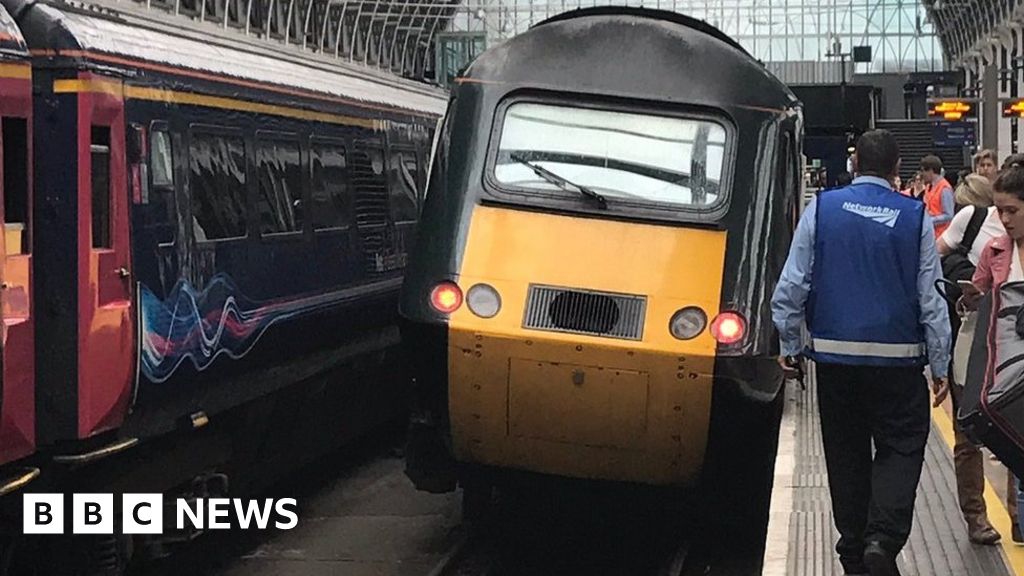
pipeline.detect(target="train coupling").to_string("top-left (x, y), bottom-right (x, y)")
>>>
top-left (405, 413), bottom-right (457, 494)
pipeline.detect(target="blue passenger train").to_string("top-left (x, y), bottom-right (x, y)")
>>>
top-left (0, 0), bottom-right (445, 571)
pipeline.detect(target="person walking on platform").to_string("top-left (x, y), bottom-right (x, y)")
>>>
top-left (936, 174), bottom-right (1014, 545)
top-left (921, 154), bottom-right (955, 237)
top-left (974, 149), bottom-right (999, 184)
top-left (772, 130), bottom-right (951, 576)
top-left (901, 171), bottom-right (926, 201)
top-left (962, 157), bottom-right (1024, 544)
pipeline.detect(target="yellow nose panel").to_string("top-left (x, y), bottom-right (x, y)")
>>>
top-left (447, 205), bottom-right (728, 486)
top-left (508, 359), bottom-right (649, 449)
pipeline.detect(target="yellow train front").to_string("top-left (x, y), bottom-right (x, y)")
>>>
top-left (399, 7), bottom-right (803, 527)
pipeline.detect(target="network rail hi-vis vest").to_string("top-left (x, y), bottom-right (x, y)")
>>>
top-left (807, 182), bottom-right (927, 367)
top-left (926, 177), bottom-right (953, 237)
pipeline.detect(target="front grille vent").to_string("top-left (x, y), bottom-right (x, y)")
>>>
top-left (522, 285), bottom-right (646, 340)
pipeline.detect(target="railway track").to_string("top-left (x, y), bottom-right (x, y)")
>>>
top-left (427, 518), bottom-right (694, 576)
top-left (87, 442), bottom-right (765, 576)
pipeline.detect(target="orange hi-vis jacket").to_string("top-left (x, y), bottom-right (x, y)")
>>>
top-left (925, 176), bottom-right (952, 237)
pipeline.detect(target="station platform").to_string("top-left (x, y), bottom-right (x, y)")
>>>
top-left (763, 371), bottom-right (1024, 576)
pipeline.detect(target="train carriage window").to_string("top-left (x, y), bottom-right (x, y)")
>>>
top-left (407, 152), bottom-right (424, 202)
top-left (494, 102), bottom-right (729, 209)
top-left (91, 127), bottom-right (112, 249)
top-left (310, 140), bottom-right (351, 230)
top-left (2, 118), bottom-right (29, 254)
top-left (388, 149), bottom-right (420, 222)
top-left (148, 127), bottom-right (178, 245)
top-left (255, 138), bottom-right (303, 235)
top-left (151, 130), bottom-right (174, 188)
top-left (188, 131), bottom-right (247, 241)
top-left (351, 143), bottom-right (389, 230)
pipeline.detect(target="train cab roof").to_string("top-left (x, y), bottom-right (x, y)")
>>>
top-left (461, 7), bottom-right (798, 114)
top-left (0, 3), bottom-right (28, 61)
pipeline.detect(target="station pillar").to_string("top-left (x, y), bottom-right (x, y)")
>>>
top-left (982, 62), bottom-right (1000, 154)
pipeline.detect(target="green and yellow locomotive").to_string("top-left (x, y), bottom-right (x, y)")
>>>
top-left (400, 7), bottom-right (803, 530)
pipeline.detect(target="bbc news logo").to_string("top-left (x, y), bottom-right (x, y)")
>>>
top-left (23, 494), bottom-right (299, 534)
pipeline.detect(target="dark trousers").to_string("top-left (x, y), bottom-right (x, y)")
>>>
top-left (816, 363), bottom-right (930, 569)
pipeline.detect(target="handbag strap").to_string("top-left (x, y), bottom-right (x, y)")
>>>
top-left (959, 206), bottom-right (989, 256)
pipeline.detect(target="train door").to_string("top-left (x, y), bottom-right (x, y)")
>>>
top-left (0, 60), bottom-right (34, 467)
top-left (74, 74), bottom-right (134, 438)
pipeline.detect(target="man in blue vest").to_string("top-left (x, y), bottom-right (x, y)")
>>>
top-left (771, 129), bottom-right (951, 576)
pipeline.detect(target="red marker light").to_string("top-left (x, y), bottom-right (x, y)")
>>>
top-left (430, 282), bottom-right (463, 314)
top-left (710, 312), bottom-right (746, 345)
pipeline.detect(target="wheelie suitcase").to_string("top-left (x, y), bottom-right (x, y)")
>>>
top-left (959, 281), bottom-right (1024, 481)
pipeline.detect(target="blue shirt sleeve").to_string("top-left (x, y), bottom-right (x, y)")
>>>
top-left (771, 197), bottom-right (816, 357)
top-left (933, 186), bottom-right (955, 226)
top-left (918, 211), bottom-right (952, 378)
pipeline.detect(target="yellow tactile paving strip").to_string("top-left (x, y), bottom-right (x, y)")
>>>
top-left (932, 401), bottom-right (1024, 575)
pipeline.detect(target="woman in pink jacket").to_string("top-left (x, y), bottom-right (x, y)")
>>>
top-left (967, 162), bottom-right (1024, 542)
top-left (973, 164), bottom-right (1024, 292)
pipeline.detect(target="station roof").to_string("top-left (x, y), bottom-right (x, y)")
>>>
top-left (923, 0), bottom-right (1023, 68)
top-left (441, 0), bottom-right (946, 77)
top-left (39, 0), bottom-right (462, 82)
top-left (23, 0), bottom-right (1016, 84)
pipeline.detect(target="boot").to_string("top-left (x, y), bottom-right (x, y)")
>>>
top-left (954, 418), bottom-right (1001, 544)
top-left (863, 542), bottom-right (900, 576)
top-left (967, 520), bottom-right (1001, 545)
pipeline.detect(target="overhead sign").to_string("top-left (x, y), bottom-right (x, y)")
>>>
top-left (927, 98), bottom-right (977, 121)
top-left (852, 46), bottom-right (872, 63)
top-left (1002, 98), bottom-right (1024, 118)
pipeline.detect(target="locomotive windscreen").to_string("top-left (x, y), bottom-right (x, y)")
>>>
top-left (493, 102), bottom-right (728, 208)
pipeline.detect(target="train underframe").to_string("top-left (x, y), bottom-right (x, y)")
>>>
top-left (0, 340), bottom-right (410, 576)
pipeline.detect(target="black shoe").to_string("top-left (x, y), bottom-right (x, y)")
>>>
top-left (1013, 523), bottom-right (1023, 544)
top-left (842, 562), bottom-right (869, 576)
top-left (863, 542), bottom-right (900, 576)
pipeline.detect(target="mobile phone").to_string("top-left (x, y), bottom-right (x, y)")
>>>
top-left (958, 280), bottom-right (980, 294)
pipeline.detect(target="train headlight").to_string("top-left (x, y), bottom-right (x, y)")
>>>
top-left (430, 282), bottom-right (463, 314)
top-left (710, 312), bottom-right (747, 345)
top-left (466, 284), bottom-right (501, 318)
top-left (669, 307), bottom-right (707, 340)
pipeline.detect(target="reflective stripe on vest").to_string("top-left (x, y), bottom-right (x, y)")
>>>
top-left (811, 338), bottom-right (926, 359)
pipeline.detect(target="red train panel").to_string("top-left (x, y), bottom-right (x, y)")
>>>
top-left (0, 60), bottom-right (35, 467)
top-left (71, 72), bottom-right (134, 439)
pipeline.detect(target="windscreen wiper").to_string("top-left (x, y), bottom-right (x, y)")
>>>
top-left (509, 153), bottom-right (607, 209)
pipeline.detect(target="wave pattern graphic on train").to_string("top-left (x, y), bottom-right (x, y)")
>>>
top-left (140, 275), bottom-right (311, 383)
